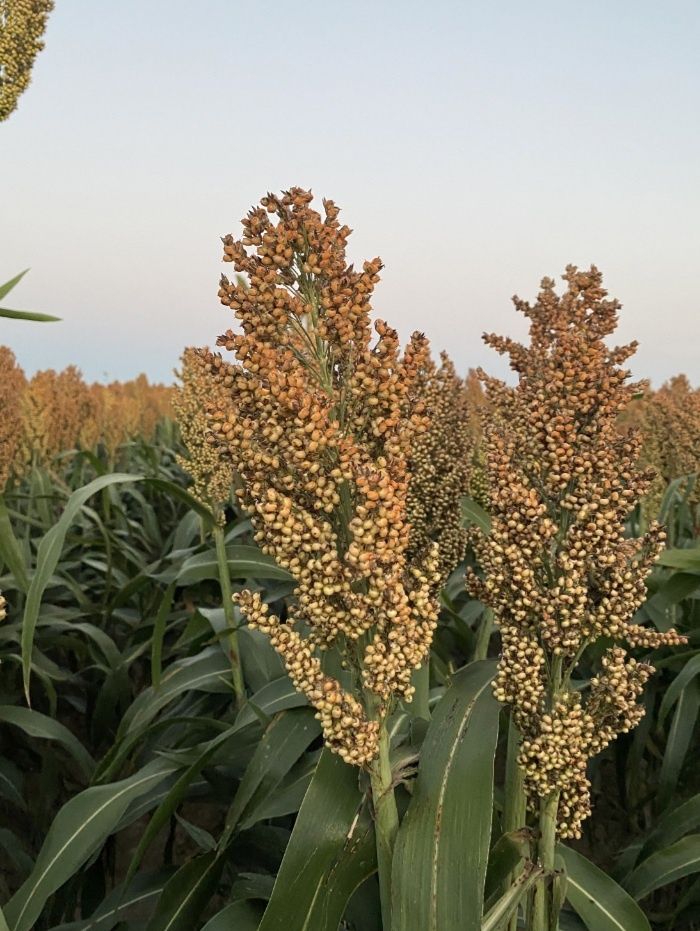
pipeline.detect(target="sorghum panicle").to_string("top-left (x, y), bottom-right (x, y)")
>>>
top-left (0, 0), bottom-right (54, 121)
top-left (407, 352), bottom-right (473, 583)
top-left (173, 347), bottom-right (231, 519)
top-left (633, 375), bottom-right (700, 519)
top-left (467, 265), bottom-right (685, 837)
top-left (0, 345), bottom-right (26, 490)
top-left (199, 188), bottom-right (441, 766)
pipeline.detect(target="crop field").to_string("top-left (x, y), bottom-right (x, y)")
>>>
top-left (0, 189), bottom-right (699, 931)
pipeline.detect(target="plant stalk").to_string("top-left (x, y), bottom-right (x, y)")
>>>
top-left (503, 717), bottom-right (527, 931)
top-left (369, 717), bottom-right (399, 931)
top-left (213, 523), bottom-right (245, 705)
top-left (531, 789), bottom-right (560, 931)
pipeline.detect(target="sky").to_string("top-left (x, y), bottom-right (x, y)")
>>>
top-left (2, 0), bottom-right (699, 385)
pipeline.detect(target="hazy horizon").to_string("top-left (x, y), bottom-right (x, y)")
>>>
top-left (2, 1), bottom-right (699, 387)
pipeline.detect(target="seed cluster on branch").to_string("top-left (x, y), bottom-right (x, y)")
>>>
top-left (199, 188), bottom-right (445, 766)
top-left (0, 0), bottom-right (54, 121)
top-left (173, 348), bottom-right (232, 520)
top-left (406, 353), bottom-right (473, 583)
top-left (467, 265), bottom-right (685, 838)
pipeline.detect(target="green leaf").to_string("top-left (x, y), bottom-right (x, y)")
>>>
top-left (48, 870), bottom-right (173, 931)
top-left (392, 660), bottom-right (500, 931)
top-left (0, 705), bottom-right (94, 778)
top-left (461, 497), bottom-right (492, 535)
top-left (0, 307), bottom-right (61, 322)
top-left (201, 902), bottom-right (264, 931)
top-left (659, 653), bottom-right (700, 724)
top-left (0, 496), bottom-right (29, 592)
top-left (118, 646), bottom-right (232, 739)
top-left (626, 835), bottom-right (700, 900)
top-left (0, 906), bottom-right (10, 931)
top-left (644, 794), bottom-right (700, 855)
top-left (0, 269), bottom-right (29, 300)
top-left (558, 845), bottom-right (651, 930)
top-left (658, 677), bottom-right (700, 811)
top-left (175, 545), bottom-right (293, 585)
top-left (220, 708), bottom-right (320, 846)
top-left (0, 758), bottom-right (26, 811)
top-left (21, 473), bottom-right (143, 702)
top-left (4, 759), bottom-right (177, 931)
top-left (151, 582), bottom-right (176, 688)
top-left (657, 547), bottom-right (700, 571)
top-left (258, 749), bottom-right (376, 931)
top-left (145, 853), bottom-right (225, 931)
top-left (233, 677), bottom-right (308, 731)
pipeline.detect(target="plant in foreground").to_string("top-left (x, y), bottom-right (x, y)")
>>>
top-left (199, 187), bottom-right (449, 926)
top-left (468, 266), bottom-right (686, 929)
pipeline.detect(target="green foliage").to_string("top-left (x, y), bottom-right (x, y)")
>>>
top-left (0, 425), bottom-right (699, 930)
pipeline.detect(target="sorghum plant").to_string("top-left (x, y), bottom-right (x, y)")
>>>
top-left (200, 187), bottom-right (443, 925)
top-left (467, 265), bottom-right (685, 930)
top-left (173, 346), bottom-right (244, 701)
top-left (0, 0), bottom-right (54, 121)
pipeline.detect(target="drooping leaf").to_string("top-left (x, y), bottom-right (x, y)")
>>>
top-left (4, 759), bottom-right (178, 931)
top-left (0, 705), bottom-right (94, 778)
top-left (392, 660), bottom-right (499, 931)
top-left (174, 545), bottom-right (293, 586)
top-left (626, 835), bottom-right (700, 901)
top-left (558, 845), bottom-right (651, 931)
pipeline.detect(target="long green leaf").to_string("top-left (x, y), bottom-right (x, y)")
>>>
top-left (4, 759), bottom-right (177, 931)
top-left (0, 269), bottom-right (29, 301)
top-left (0, 705), bottom-right (94, 778)
top-left (0, 497), bottom-right (29, 592)
top-left (644, 793), bottom-right (700, 855)
top-left (392, 660), bottom-right (499, 931)
top-left (259, 749), bottom-right (376, 931)
top-left (658, 653), bottom-right (700, 724)
top-left (658, 678), bottom-right (700, 810)
top-left (220, 708), bottom-right (320, 847)
top-left (21, 473), bottom-right (143, 702)
top-left (175, 545), bottom-right (293, 585)
top-left (48, 870), bottom-right (173, 931)
top-left (657, 547), bottom-right (700, 571)
top-left (626, 835), bottom-right (700, 901)
top-left (558, 845), bottom-right (651, 931)
top-left (201, 902), bottom-right (263, 931)
top-left (0, 307), bottom-right (61, 322)
top-left (145, 853), bottom-right (224, 931)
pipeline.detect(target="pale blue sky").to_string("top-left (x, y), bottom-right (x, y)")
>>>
top-left (2, 1), bottom-right (699, 384)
